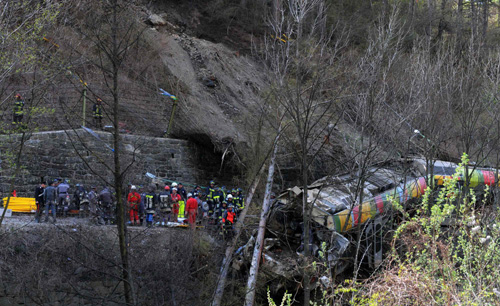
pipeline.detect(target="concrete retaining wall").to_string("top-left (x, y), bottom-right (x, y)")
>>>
top-left (0, 129), bottom-right (202, 196)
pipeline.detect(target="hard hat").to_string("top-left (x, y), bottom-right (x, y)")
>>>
top-left (172, 187), bottom-right (177, 191)
top-left (210, 181), bottom-right (215, 185)
top-left (97, 98), bottom-right (102, 102)
top-left (193, 192), bottom-right (198, 196)
top-left (131, 185), bottom-right (137, 190)
top-left (15, 94), bottom-right (22, 99)
top-left (165, 185), bottom-right (170, 190)
top-left (171, 182), bottom-right (178, 187)
top-left (178, 182), bottom-right (183, 185)
top-left (227, 194), bottom-right (233, 199)
top-left (222, 200), bottom-right (227, 204)
top-left (228, 204), bottom-right (234, 208)
top-left (187, 193), bottom-right (193, 197)
top-left (232, 189), bottom-right (237, 193)
top-left (202, 202), bottom-right (209, 211)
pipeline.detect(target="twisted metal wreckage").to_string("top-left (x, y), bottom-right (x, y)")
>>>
top-left (233, 159), bottom-right (500, 289)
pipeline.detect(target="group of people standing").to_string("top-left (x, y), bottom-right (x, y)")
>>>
top-left (34, 179), bottom-right (114, 224)
top-left (126, 180), bottom-right (245, 231)
top-left (32, 179), bottom-right (245, 233)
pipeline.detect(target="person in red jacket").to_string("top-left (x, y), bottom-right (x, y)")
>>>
top-left (170, 187), bottom-right (182, 222)
top-left (127, 185), bottom-right (141, 225)
top-left (186, 193), bottom-right (198, 230)
top-left (222, 205), bottom-right (237, 238)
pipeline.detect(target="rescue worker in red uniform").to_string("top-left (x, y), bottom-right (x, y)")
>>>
top-left (170, 187), bottom-right (182, 222)
top-left (186, 193), bottom-right (198, 230)
top-left (222, 205), bottom-right (237, 238)
top-left (127, 185), bottom-right (141, 225)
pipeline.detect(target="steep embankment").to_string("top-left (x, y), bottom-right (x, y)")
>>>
top-left (0, 219), bottom-right (222, 305)
top-left (32, 0), bottom-right (268, 172)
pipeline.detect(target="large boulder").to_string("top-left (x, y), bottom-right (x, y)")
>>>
top-left (147, 14), bottom-right (167, 26)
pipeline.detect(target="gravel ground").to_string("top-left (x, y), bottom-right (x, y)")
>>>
top-left (1, 214), bottom-right (92, 228)
top-left (1, 214), bottom-right (197, 232)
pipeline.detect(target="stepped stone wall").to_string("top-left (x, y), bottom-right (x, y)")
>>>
top-left (0, 129), bottom-right (202, 197)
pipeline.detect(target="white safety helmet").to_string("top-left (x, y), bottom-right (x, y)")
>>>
top-left (202, 202), bottom-right (209, 211)
top-left (227, 194), bottom-right (233, 199)
top-left (131, 185), bottom-right (137, 190)
top-left (187, 193), bottom-right (193, 198)
top-left (172, 187), bottom-right (178, 191)
top-left (171, 182), bottom-right (178, 187)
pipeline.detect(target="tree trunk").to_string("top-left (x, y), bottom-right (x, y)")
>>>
top-left (110, 1), bottom-right (135, 304)
top-left (318, 0), bottom-right (326, 40)
top-left (482, 0), bottom-right (489, 39)
top-left (456, 0), bottom-right (464, 54)
top-left (427, 0), bottom-right (434, 47)
top-left (211, 163), bottom-right (265, 306)
top-left (0, 132), bottom-right (27, 228)
top-left (302, 149), bottom-right (311, 306)
top-left (273, 0), bottom-right (281, 25)
top-left (244, 133), bottom-right (280, 306)
top-left (471, 0), bottom-right (477, 38)
top-left (436, 0), bottom-right (447, 42)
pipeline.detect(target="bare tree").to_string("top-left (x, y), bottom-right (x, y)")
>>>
top-left (0, 1), bottom-right (60, 226)
top-left (254, 1), bottom-right (349, 304)
top-left (61, 1), bottom-right (147, 303)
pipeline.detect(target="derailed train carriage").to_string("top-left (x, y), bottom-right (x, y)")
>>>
top-left (234, 159), bottom-right (500, 290)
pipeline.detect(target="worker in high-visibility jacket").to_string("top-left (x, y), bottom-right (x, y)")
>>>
top-left (13, 94), bottom-right (24, 125)
top-left (177, 182), bottom-right (187, 218)
top-left (144, 186), bottom-right (157, 227)
top-left (226, 194), bottom-right (236, 212)
top-left (158, 185), bottom-right (171, 225)
top-left (222, 204), bottom-right (236, 231)
top-left (213, 187), bottom-right (224, 216)
top-left (93, 98), bottom-right (103, 129)
top-left (236, 188), bottom-right (245, 211)
top-left (217, 201), bottom-right (228, 223)
top-left (205, 181), bottom-right (216, 215)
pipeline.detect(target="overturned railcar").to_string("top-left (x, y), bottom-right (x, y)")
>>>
top-left (238, 159), bottom-right (500, 288)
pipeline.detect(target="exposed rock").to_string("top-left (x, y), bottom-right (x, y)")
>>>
top-left (147, 14), bottom-right (167, 26)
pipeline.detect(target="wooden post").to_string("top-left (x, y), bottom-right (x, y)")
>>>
top-left (167, 98), bottom-right (178, 136)
top-left (82, 87), bottom-right (87, 127)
